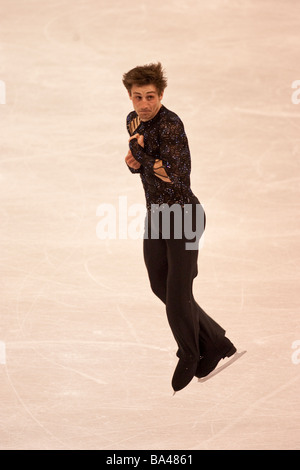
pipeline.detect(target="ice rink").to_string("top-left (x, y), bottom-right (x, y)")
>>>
top-left (0, 0), bottom-right (300, 450)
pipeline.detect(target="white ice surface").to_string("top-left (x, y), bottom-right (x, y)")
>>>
top-left (0, 0), bottom-right (299, 450)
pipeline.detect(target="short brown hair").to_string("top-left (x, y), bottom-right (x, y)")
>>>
top-left (122, 62), bottom-right (167, 96)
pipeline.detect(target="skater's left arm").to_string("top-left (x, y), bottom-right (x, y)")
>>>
top-left (156, 116), bottom-right (191, 185)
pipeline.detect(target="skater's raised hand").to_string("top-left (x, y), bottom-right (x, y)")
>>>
top-left (129, 133), bottom-right (144, 148)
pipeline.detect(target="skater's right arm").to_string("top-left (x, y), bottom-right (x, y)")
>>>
top-left (125, 113), bottom-right (142, 174)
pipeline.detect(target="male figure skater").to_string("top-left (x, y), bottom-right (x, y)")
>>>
top-left (122, 62), bottom-right (236, 392)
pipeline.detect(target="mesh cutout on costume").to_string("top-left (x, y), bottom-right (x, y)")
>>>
top-left (127, 116), bottom-right (141, 136)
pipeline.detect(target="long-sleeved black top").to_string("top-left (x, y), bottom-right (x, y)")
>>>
top-left (126, 105), bottom-right (198, 211)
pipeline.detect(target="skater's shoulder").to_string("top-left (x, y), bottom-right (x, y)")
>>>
top-left (126, 109), bottom-right (138, 122)
top-left (159, 106), bottom-right (185, 136)
top-left (161, 105), bottom-right (180, 120)
top-left (160, 105), bottom-right (184, 126)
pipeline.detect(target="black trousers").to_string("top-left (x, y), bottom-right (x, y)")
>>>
top-left (143, 203), bottom-right (226, 362)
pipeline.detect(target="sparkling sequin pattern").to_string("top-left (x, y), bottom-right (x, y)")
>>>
top-left (127, 105), bottom-right (198, 211)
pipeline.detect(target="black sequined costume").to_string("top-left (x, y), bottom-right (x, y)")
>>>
top-left (126, 104), bottom-right (236, 392)
top-left (127, 105), bottom-right (198, 210)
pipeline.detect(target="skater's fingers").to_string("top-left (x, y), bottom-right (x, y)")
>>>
top-left (125, 153), bottom-right (141, 169)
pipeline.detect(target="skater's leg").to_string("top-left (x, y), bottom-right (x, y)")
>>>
top-left (165, 238), bottom-right (200, 361)
top-left (164, 237), bottom-right (201, 391)
top-left (143, 236), bottom-right (168, 304)
top-left (197, 303), bottom-right (226, 351)
top-left (195, 303), bottom-right (236, 378)
top-left (193, 286), bottom-right (236, 378)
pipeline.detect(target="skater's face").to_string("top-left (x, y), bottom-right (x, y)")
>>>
top-left (129, 84), bottom-right (163, 122)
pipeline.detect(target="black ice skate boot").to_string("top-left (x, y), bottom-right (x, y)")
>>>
top-left (172, 358), bottom-right (198, 392)
top-left (195, 338), bottom-right (236, 379)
